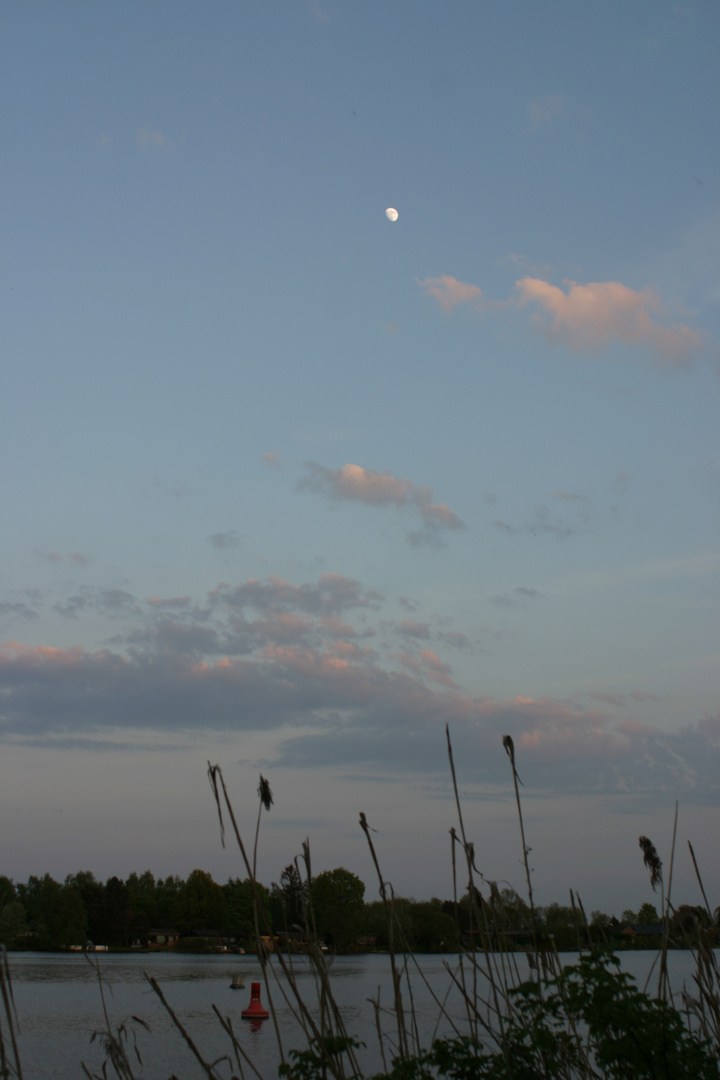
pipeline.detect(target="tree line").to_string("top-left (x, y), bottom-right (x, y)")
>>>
top-left (0, 867), bottom-right (707, 953)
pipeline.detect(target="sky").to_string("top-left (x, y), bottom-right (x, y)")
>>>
top-left (1, 0), bottom-right (719, 918)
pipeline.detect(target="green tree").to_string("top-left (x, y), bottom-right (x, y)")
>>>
top-left (411, 899), bottom-right (460, 952)
top-left (0, 876), bottom-right (15, 908)
top-left (65, 871), bottom-right (108, 943)
top-left (174, 870), bottom-right (226, 935)
top-left (280, 864), bottom-right (307, 925)
top-left (223, 877), bottom-right (270, 938)
top-left (0, 901), bottom-right (27, 945)
top-left (362, 897), bottom-right (415, 950)
top-left (19, 875), bottom-right (87, 948)
top-left (541, 902), bottom-right (586, 950)
top-left (126, 870), bottom-right (157, 940)
top-left (311, 868), bottom-right (365, 951)
top-left (637, 902), bottom-right (660, 924)
top-left (154, 875), bottom-right (182, 927)
top-left (104, 876), bottom-right (130, 945)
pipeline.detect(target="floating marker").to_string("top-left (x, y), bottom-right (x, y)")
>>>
top-left (241, 982), bottom-right (269, 1021)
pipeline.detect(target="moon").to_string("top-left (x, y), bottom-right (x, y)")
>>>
top-left (385, 207), bottom-right (399, 222)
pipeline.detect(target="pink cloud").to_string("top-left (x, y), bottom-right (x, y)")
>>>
top-left (418, 270), bottom-right (704, 366)
top-left (416, 275), bottom-right (485, 312)
top-left (395, 648), bottom-right (459, 688)
top-left (2, 634), bottom-right (719, 801)
top-left (147, 596), bottom-right (191, 609)
top-left (298, 463), bottom-right (464, 541)
top-left (515, 277), bottom-right (703, 365)
top-left (315, 463), bottom-right (408, 506)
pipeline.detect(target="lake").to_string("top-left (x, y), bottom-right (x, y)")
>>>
top-left (3, 949), bottom-right (710, 1079)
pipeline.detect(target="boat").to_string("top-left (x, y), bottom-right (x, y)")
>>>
top-left (230, 973), bottom-right (245, 990)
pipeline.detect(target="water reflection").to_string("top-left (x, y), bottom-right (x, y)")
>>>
top-left (6, 950), bottom-right (712, 1080)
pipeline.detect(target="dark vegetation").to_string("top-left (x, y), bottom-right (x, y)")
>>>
top-left (0, 866), bottom-right (710, 953)
top-left (2, 734), bottom-right (720, 1080)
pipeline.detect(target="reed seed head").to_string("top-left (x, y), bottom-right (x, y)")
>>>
top-left (258, 774), bottom-right (274, 811)
top-left (639, 835), bottom-right (663, 892)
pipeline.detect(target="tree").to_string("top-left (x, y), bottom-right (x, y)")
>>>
top-left (280, 864), bottom-right (307, 926)
top-left (311, 868), bottom-right (365, 951)
top-left (590, 910), bottom-right (611, 930)
top-left (105, 876), bottom-right (130, 945)
top-left (126, 870), bottom-right (157, 940)
top-left (411, 900), bottom-right (460, 952)
top-left (0, 876), bottom-right (15, 908)
top-left (223, 878), bottom-right (270, 939)
top-left (174, 870), bottom-right (226, 935)
top-left (19, 875), bottom-right (87, 948)
top-left (636, 902), bottom-right (660, 925)
top-left (541, 903), bottom-right (586, 950)
top-left (154, 875), bottom-right (182, 927)
top-left (65, 871), bottom-right (108, 943)
top-left (0, 902), bottom-right (27, 945)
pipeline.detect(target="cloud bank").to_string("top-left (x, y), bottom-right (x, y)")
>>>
top-left (1, 571), bottom-right (718, 805)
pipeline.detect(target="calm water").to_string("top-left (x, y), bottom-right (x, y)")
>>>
top-left (4, 949), bottom-right (710, 1079)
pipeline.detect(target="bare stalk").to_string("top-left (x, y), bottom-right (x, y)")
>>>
top-left (502, 735), bottom-right (538, 956)
top-left (359, 811), bottom-right (409, 1060)
top-left (0, 945), bottom-right (23, 1080)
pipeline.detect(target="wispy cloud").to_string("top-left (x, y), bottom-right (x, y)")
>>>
top-left (147, 596), bottom-right (192, 609)
top-left (298, 462), bottom-right (465, 546)
top-left (416, 275), bottom-right (486, 313)
top-left (210, 572), bottom-right (382, 616)
top-left (498, 252), bottom-right (552, 277)
top-left (611, 470), bottom-right (633, 493)
top-left (525, 94), bottom-right (567, 132)
top-left (137, 126), bottom-right (172, 150)
top-left (0, 602), bottom-right (39, 620)
top-left (395, 649), bottom-right (459, 688)
top-left (207, 530), bottom-right (244, 551)
top-left (54, 588), bottom-right (141, 620)
top-left (493, 504), bottom-right (583, 539)
top-left (419, 273), bottom-right (705, 366)
top-left (36, 551), bottom-right (89, 566)
top-left (488, 586), bottom-right (543, 608)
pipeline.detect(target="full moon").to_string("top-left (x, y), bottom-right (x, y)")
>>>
top-left (385, 207), bottom-right (399, 222)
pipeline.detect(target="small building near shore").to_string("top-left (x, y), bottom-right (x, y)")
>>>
top-left (147, 929), bottom-right (180, 947)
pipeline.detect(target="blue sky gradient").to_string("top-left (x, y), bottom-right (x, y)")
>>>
top-left (1, 1), bottom-right (719, 915)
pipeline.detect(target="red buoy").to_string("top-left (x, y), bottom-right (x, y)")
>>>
top-left (241, 981), bottom-right (269, 1021)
